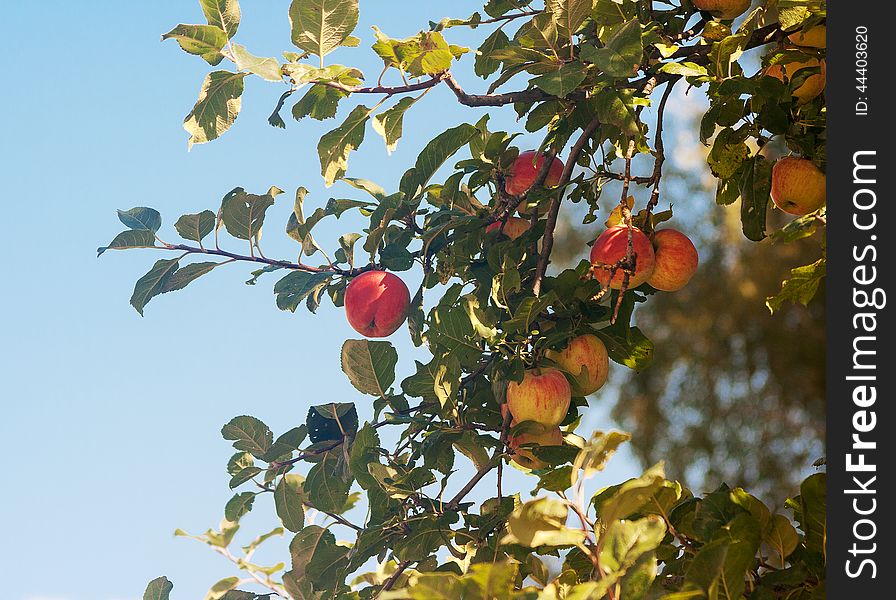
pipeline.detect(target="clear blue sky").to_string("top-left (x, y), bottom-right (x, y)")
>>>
top-left (1, 3), bottom-right (643, 599)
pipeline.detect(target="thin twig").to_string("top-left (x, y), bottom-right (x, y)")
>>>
top-left (532, 117), bottom-right (602, 296)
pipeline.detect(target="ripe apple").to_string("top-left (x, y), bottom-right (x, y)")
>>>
top-left (765, 58), bottom-right (826, 103)
top-left (788, 25), bottom-right (826, 49)
top-left (546, 334), bottom-right (609, 396)
top-left (344, 270), bottom-right (411, 338)
top-left (486, 216), bottom-right (531, 240)
top-left (590, 225), bottom-right (656, 289)
top-left (509, 425), bottom-right (564, 470)
top-left (771, 157), bottom-right (826, 216)
top-left (692, 0), bottom-right (752, 20)
top-left (506, 368), bottom-right (571, 427)
top-left (648, 229), bottom-right (699, 292)
top-left (505, 150), bottom-right (564, 196)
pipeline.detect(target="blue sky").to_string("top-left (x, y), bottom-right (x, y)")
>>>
top-left (1, 3), bottom-right (649, 599)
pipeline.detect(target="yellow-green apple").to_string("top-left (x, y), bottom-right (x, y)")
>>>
top-left (509, 425), bottom-right (564, 470)
top-left (788, 25), bottom-right (826, 49)
top-left (506, 368), bottom-right (571, 427)
top-left (590, 225), bottom-right (656, 289)
top-left (648, 229), bottom-right (699, 292)
top-left (692, 0), bottom-right (752, 19)
top-left (771, 157), bottom-right (826, 216)
top-left (505, 151), bottom-right (565, 215)
top-left (765, 58), bottom-right (826, 103)
top-left (344, 270), bottom-right (410, 338)
top-left (546, 334), bottom-right (609, 396)
top-left (486, 216), bottom-right (531, 240)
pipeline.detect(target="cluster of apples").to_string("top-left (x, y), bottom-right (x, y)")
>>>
top-left (342, 151), bottom-right (701, 470)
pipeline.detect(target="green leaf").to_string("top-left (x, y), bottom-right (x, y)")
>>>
top-left (531, 61), bottom-right (588, 98)
top-left (293, 84), bottom-right (348, 121)
top-left (594, 462), bottom-right (665, 523)
top-left (143, 577), bottom-right (174, 600)
top-left (475, 28), bottom-right (509, 78)
top-left (772, 208), bottom-right (824, 243)
top-left (318, 104), bottom-right (373, 186)
top-left (130, 258), bottom-right (180, 315)
top-left (799, 472), bottom-right (826, 556)
top-left (372, 29), bottom-right (456, 77)
top-left (349, 423), bottom-right (381, 490)
top-left (372, 96), bottom-right (416, 153)
top-left (597, 324), bottom-right (653, 370)
top-left (659, 61), bottom-right (708, 77)
top-left (340, 339), bottom-right (398, 397)
top-left (229, 466), bottom-right (263, 488)
top-left (766, 257), bottom-right (826, 314)
top-left (275, 474), bottom-right (306, 532)
top-left (574, 430), bottom-right (631, 478)
top-left (162, 24), bottom-right (227, 65)
top-left (337, 232), bottom-right (362, 267)
top-left (547, 0), bottom-right (595, 37)
top-left (161, 261), bottom-right (219, 293)
top-left (764, 513), bottom-right (799, 566)
top-left (504, 293), bottom-right (557, 333)
top-left (428, 304), bottom-right (482, 364)
top-left (739, 155), bottom-right (772, 241)
top-left (286, 187), bottom-right (328, 257)
top-left (119, 207), bottom-right (162, 232)
top-left (224, 492), bottom-right (256, 522)
top-left (221, 415), bottom-right (273, 458)
top-left (708, 128), bottom-right (749, 180)
top-left (200, 0), bottom-right (241, 38)
top-left (586, 516), bottom-right (665, 596)
top-left (289, 525), bottom-right (350, 589)
top-left (204, 577), bottom-right (240, 600)
top-left (401, 355), bottom-right (459, 406)
top-left (232, 44), bottom-right (282, 81)
top-left (399, 123), bottom-right (478, 199)
top-left (183, 71), bottom-right (248, 148)
top-left (502, 497), bottom-right (587, 547)
top-left (175, 210), bottom-right (216, 243)
top-left (262, 425), bottom-right (308, 462)
top-left (289, 0), bottom-right (359, 58)
top-left (453, 430), bottom-right (492, 470)
top-left (581, 19), bottom-right (643, 78)
top-left (220, 185), bottom-right (283, 241)
top-left (273, 271), bottom-right (332, 312)
top-left (97, 230), bottom-right (156, 256)
top-left (592, 0), bottom-right (637, 36)
top-left (393, 516), bottom-right (444, 562)
top-left (593, 88), bottom-right (641, 137)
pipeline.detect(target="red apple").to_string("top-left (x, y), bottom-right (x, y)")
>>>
top-left (692, 0), bottom-right (752, 19)
top-left (505, 151), bottom-right (565, 215)
top-left (506, 368), bottom-right (571, 427)
top-left (765, 58), bottom-right (826, 104)
top-left (509, 425), bottom-right (564, 470)
top-left (771, 157), bottom-right (826, 216)
top-left (486, 216), bottom-right (531, 240)
top-left (590, 226), bottom-right (656, 289)
top-left (546, 334), bottom-right (609, 396)
top-left (788, 25), bottom-right (826, 49)
top-left (344, 270), bottom-right (410, 338)
top-left (648, 229), bottom-right (699, 292)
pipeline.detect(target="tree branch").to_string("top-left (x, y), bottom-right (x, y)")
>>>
top-left (156, 242), bottom-right (356, 276)
top-left (532, 117), bottom-right (602, 296)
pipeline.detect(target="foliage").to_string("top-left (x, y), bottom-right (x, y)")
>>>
top-left (103, 0), bottom-right (827, 598)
